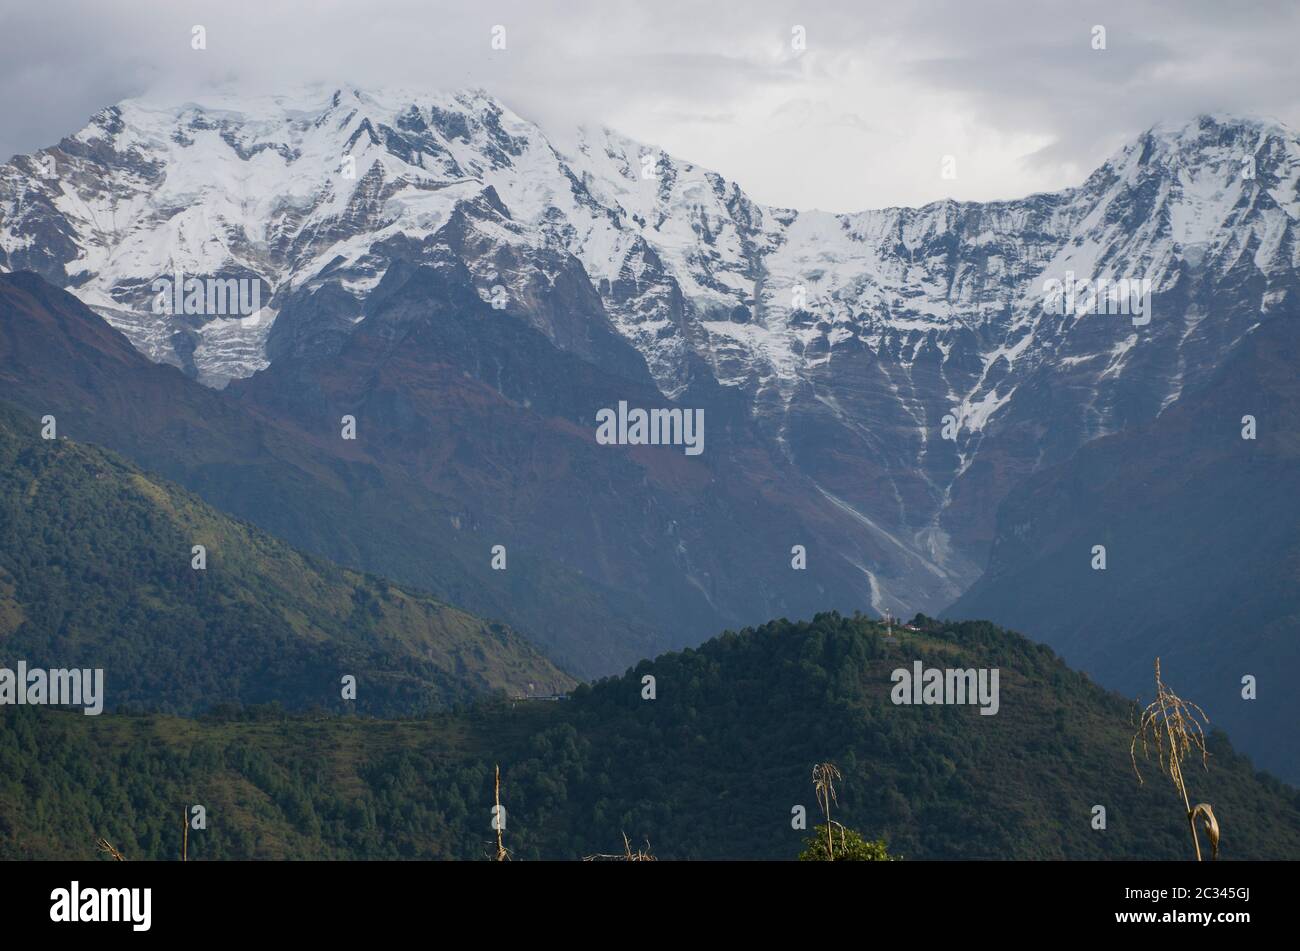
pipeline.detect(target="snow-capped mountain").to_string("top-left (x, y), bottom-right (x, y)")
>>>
top-left (3, 87), bottom-right (1298, 615)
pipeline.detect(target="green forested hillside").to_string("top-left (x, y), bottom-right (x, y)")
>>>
top-left (3, 613), bottom-right (1295, 860)
top-left (0, 400), bottom-right (572, 715)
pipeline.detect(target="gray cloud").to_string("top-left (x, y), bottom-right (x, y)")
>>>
top-left (2, 0), bottom-right (1297, 211)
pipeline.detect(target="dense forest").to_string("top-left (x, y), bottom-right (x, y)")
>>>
top-left (0, 400), bottom-right (571, 715)
top-left (3, 612), bottom-right (1297, 860)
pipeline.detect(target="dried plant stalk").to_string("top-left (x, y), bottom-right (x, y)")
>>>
top-left (582, 832), bottom-right (658, 862)
top-left (812, 762), bottom-right (842, 860)
top-left (1130, 658), bottom-right (1219, 861)
top-left (493, 764), bottom-right (511, 862)
top-left (95, 837), bottom-right (125, 861)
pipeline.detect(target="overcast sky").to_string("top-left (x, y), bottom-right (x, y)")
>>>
top-left (2, 0), bottom-right (1298, 211)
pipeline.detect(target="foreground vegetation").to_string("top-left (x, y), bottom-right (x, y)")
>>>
top-left (3, 613), bottom-right (1296, 860)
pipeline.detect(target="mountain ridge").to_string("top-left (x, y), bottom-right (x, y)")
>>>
top-left (3, 611), bottom-right (1296, 860)
top-left (0, 395), bottom-right (573, 713)
top-left (4, 91), bottom-right (1297, 619)
top-left (0, 270), bottom-right (894, 677)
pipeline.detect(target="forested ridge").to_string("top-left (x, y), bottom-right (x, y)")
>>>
top-left (0, 399), bottom-right (571, 716)
top-left (4, 613), bottom-right (1296, 860)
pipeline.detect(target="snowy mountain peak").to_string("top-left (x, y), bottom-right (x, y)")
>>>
top-left (3, 91), bottom-right (1299, 619)
top-left (1, 93), bottom-right (1296, 399)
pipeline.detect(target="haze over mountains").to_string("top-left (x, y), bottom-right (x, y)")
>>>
top-left (1, 88), bottom-right (1297, 777)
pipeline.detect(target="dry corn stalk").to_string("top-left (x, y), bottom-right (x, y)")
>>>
top-left (1131, 658), bottom-right (1219, 861)
top-left (812, 762), bottom-right (842, 860)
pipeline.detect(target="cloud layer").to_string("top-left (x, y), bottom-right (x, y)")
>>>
top-left (2, 0), bottom-right (1297, 211)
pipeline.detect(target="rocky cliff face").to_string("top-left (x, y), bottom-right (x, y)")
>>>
top-left (950, 309), bottom-right (1300, 781)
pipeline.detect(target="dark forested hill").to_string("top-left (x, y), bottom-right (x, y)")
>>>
top-left (3, 613), bottom-right (1295, 860)
top-left (0, 399), bottom-right (571, 715)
